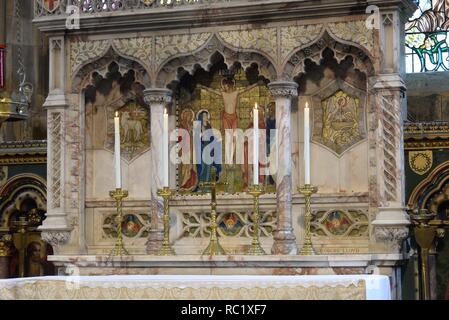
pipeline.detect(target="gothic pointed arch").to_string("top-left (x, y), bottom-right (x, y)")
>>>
top-left (283, 31), bottom-right (376, 80)
top-left (0, 174), bottom-right (47, 229)
top-left (156, 34), bottom-right (277, 88)
top-left (408, 161), bottom-right (449, 215)
top-left (72, 47), bottom-right (151, 93)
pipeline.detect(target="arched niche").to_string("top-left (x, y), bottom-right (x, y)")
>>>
top-left (292, 44), bottom-right (373, 193)
top-left (408, 161), bottom-right (449, 218)
top-left (72, 47), bottom-right (151, 94)
top-left (0, 174), bottom-right (47, 230)
top-left (283, 32), bottom-right (375, 81)
top-left (155, 35), bottom-right (277, 89)
top-left (80, 61), bottom-right (153, 200)
top-left (168, 51), bottom-right (275, 195)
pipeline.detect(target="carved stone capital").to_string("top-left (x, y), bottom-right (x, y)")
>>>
top-left (373, 225), bottom-right (409, 252)
top-left (268, 81), bottom-right (298, 99)
top-left (371, 73), bottom-right (406, 92)
top-left (372, 206), bottom-right (410, 252)
top-left (41, 229), bottom-right (72, 247)
top-left (143, 88), bottom-right (173, 106)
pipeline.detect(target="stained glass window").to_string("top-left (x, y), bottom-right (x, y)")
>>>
top-left (405, 0), bottom-right (449, 72)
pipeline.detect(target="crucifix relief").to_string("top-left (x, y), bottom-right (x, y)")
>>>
top-left (177, 64), bottom-right (275, 195)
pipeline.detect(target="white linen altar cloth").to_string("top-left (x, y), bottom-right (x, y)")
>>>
top-left (0, 275), bottom-right (391, 300)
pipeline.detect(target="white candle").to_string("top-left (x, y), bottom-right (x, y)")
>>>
top-left (253, 103), bottom-right (259, 186)
top-left (114, 111), bottom-right (122, 189)
top-left (163, 108), bottom-right (169, 188)
top-left (304, 102), bottom-right (311, 185)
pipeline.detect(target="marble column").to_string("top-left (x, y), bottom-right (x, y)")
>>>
top-left (370, 10), bottom-right (410, 253)
top-left (268, 81), bottom-right (298, 255)
top-left (370, 74), bottom-right (410, 252)
top-left (143, 88), bottom-right (173, 254)
top-left (39, 37), bottom-right (73, 252)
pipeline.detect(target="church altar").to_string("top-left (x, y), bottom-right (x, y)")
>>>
top-left (27, 0), bottom-right (416, 301)
top-left (0, 274), bottom-right (390, 300)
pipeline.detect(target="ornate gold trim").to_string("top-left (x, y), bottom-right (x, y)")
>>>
top-left (0, 140), bottom-right (47, 165)
top-left (405, 140), bottom-right (449, 150)
top-left (0, 156), bottom-right (46, 165)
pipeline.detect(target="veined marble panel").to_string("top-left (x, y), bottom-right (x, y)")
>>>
top-left (310, 142), bottom-right (369, 194)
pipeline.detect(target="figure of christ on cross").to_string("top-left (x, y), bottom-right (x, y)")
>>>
top-left (198, 79), bottom-right (258, 165)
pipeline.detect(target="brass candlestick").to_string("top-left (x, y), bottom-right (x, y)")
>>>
top-left (247, 184), bottom-right (266, 255)
top-left (12, 217), bottom-right (28, 278)
top-left (409, 208), bottom-right (436, 300)
top-left (109, 188), bottom-right (129, 256)
top-left (298, 184), bottom-right (318, 255)
top-left (200, 167), bottom-right (226, 256)
top-left (157, 187), bottom-right (175, 256)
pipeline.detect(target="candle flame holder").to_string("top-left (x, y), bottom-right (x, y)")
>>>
top-left (298, 184), bottom-right (318, 256)
top-left (246, 184), bottom-right (266, 255)
top-left (109, 188), bottom-right (129, 256)
top-left (200, 167), bottom-right (226, 256)
top-left (156, 187), bottom-right (176, 256)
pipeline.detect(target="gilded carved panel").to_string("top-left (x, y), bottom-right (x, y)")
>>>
top-left (312, 81), bottom-right (367, 156)
top-left (321, 91), bottom-right (361, 154)
top-left (105, 101), bottom-right (150, 162)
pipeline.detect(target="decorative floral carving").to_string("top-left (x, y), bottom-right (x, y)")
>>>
top-left (112, 37), bottom-right (154, 72)
top-left (70, 40), bottom-right (110, 74)
top-left (155, 33), bottom-right (212, 68)
top-left (41, 230), bottom-right (71, 247)
top-left (182, 210), bottom-right (277, 238)
top-left (373, 226), bottom-right (409, 252)
top-left (143, 88), bottom-right (173, 105)
top-left (218, 29), bottom-right (277, 62)
top-left (268, 81), bottom-right (298, 98)
top-left (327, 21), bottom-right (374, 54)
top-left (280, 24), bottom-right (324, 62)
top-left (50, 112), bottom-right (63, 209)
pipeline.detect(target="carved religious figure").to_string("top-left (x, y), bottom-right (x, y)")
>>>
top-left (177, 66), bottom-right (273, 194)
top-left (321, 90), bottom-right (361, 154)
top-left (178, 108), bottom-right (198, 191)
top-left (195, 110), bottom-right (222, 192)
top-left (198, 79), bottom-right (258, 163)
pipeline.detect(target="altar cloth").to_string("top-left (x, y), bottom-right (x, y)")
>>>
top-left (0, 275), bottom-right (390, 300)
